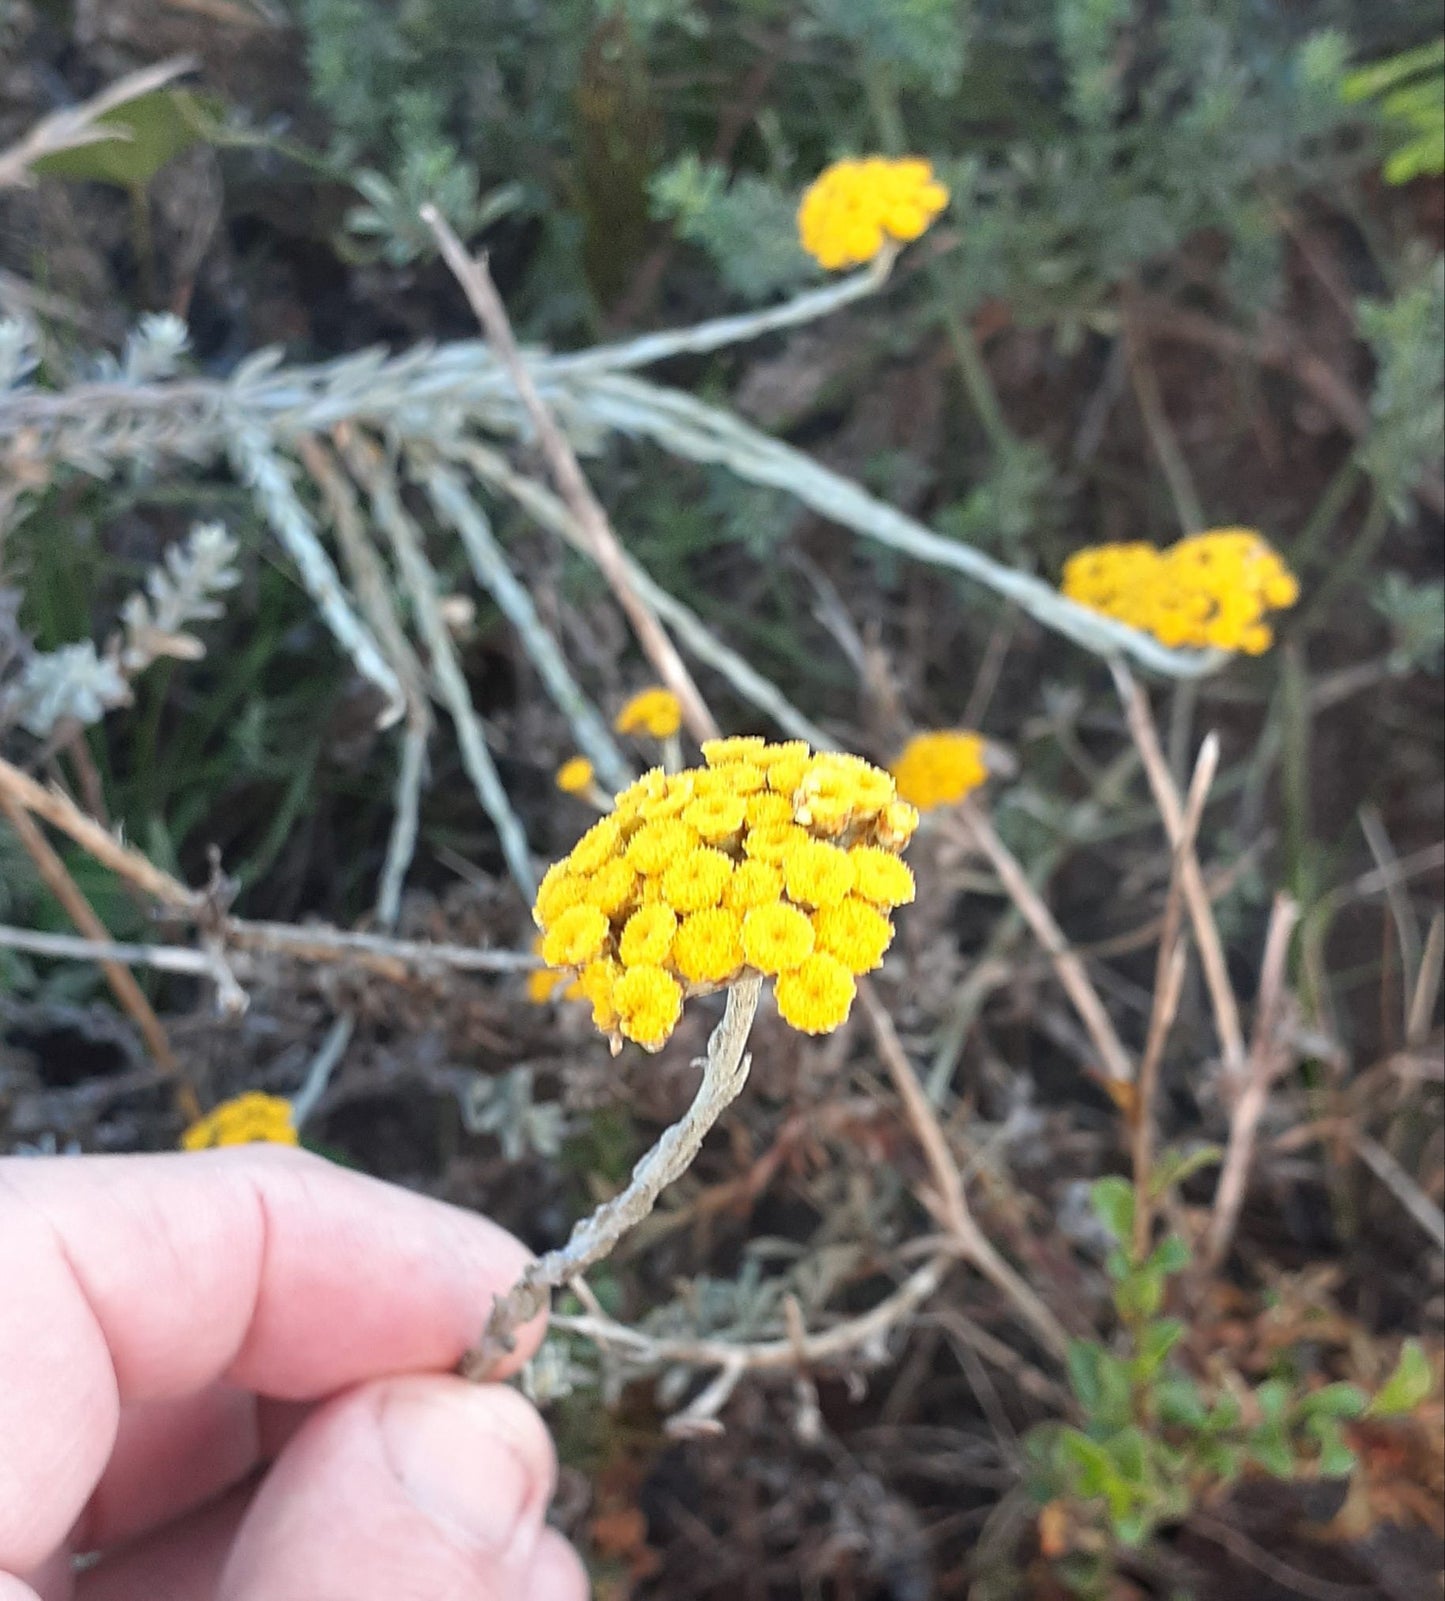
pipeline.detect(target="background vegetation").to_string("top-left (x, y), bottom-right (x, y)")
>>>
top-left (1, 1), bottom-right (1442, 1596)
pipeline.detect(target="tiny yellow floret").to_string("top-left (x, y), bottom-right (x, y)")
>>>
top-left (555, 755), bottom-right (596, 795)
top-left (627, 818), bottom-right (699, 875)
top-left (577, 957), bottom-right (622, 1030)
top-left (541, 904), bottom-right (610, 968)
top-left (569, 816), bottom-right (624, 875)
top-left (682, 792), bottom-right (748, 840)
top-left (701, 735), bottom-right (769, 765)
top-left (526, 965), bottom-right (570, 1004)
top-left (774, 953), bottom-right (857, 1034)
top-left (613, 965), bottom-right (683, 1050)
top-left (725, 858), bottom-right (785, 912)
top-left (181, 1092), bottom-right (298, 1151)
top-left (798, 156), bottom-right (949, 271)
top-left (673, 908), bottom-right (746, 985)
top-left (781, 838), bottom-right (855, 908)
top-left (744, 791), bottom-right (795, 829)
top-left (620, 903), bottom-right (678, 967)
top-left (889, 730), bottom-right (988, 811)
top-left (813, 896), bottom-right (895, 974)
top-left (534, 861), bottom-right (587, 928)
top-left (742, 902), bottom-right (816, 975)
top-left (849, 846), bottom-right (917, 908)
top-left (585, 857), bottom-right (639, 918)
top-left (616, 687), bottom-right (683, 739)
top-left (661, 846), bottom-right (734, 912)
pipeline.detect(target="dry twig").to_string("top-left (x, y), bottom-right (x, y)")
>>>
top-left (420, 205), bottom-right (720, 743)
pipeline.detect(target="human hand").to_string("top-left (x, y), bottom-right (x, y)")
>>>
top-left (0, 1145), bottom-right (588, 1600)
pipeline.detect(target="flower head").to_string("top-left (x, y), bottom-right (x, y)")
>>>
top-left (531, 741), bottom-right (915, 1049)
top-left (798, 157), bottom-right (949, 271)
top-left (1061, 528), bottom-right (1300, 654)
top-left (555, 755), bottom-right (596, 795)
top-left (181, 1092), bottom-right (298, 1151)
top-left (615, 687), bottom-right (683, 739)
top-left (889, 730), bottom-right (988, 811)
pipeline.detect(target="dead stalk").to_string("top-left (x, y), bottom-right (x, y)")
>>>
top-left (420, 204), bottom-right (719, 743)
top-left (1111, 659), bottom-right (1247, 1074)
top-left (958, 799), bottom-right (1136, 1088)
top-left (1132, 733), bottom-right (1219, 1256)
top-left (0, 790), bottom-right (199, 1120)
top-left (1205, 892), bottom-right (1300, 1268)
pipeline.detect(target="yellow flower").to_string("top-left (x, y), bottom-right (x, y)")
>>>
top-left (889, 730), bottom-right (988, 811)
top-left (626, 818), bottom-right (700, 875)
top-left (530, 739), bottom-right (913, 1049)
top-left (569, 816), bottom-right (624, 875)
top-left (620, 903), bottom-right (678, 967)
top-left (526, 966), bottom-right (568, 1003)
top-left (682, 792), bottom-right (748, 841)
top-left (742, 901), bottom-right (816, 974)
top-left (744, 791), bottom-right (794, 830)
top-left (541, 904), bottom-right (610, 967)
top-left (701, 735), bottom-right (769, 765)
top-left (661, 846), bottom-right (734, 912)
top-left (673, 908), bottom-right (745, 985)
top-left (534, 861), bottom-right (587, 928)
top-left (798, 156), bottom-right (949, 271)
top-left (725, 859), bottom-right (785, 912)
top-left (616, 687), bottom-right (683, 739)
top-left (743, 822), bottom-right (811, 863)
top-left (1061, 527), bottom-right (1299, 654)
top-left (584, 857), bottom-right (639, 918)
top-left (813, 896), bottom-right (895, 974)
top-left (781, 838), bottom-right (855, 908)
top-left (774, 954), bottom-right (857, 1034)
top-left (849, 846), bottom-right (917, 908)
top-left (613, 965), bottom-right (683, 1050)
top-left (577, 957), bottom-right (622, 1030)
top-left (181, 1092), bottom-right (298, 1151)
top-left (555, 755), bottom-right (596, 795)
top-left (876, 800), bottom-right (920, 849)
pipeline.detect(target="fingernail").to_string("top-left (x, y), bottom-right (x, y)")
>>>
top-left (380, 1388), bottom-right (535, 1553)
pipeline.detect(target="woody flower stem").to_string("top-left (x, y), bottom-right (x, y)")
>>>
top-left (463, 976), bottom-right (763, 1379)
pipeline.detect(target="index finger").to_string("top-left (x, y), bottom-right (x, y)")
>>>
top-left (0, 1146), bottom-right (544, 1575)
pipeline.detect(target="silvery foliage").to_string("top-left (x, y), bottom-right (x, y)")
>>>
top-left (0, 522), bottom-right (240, 738)
top-left (459, 1065), bottom-right (567, 1161)
top-left (0, 318), bottom-right (38, 391)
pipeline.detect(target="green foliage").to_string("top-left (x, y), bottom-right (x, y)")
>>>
top-left (31, 89), bottom-right (220, 190)
top-left (650, 157), bottom-right (816, 300)
top-left (1343, 38), bottom-right (1445, 183)
top-left (1027, 1171), bottom-right (1426, 1597)
top-left (1357, 258), bottom-right (1445, 517)
top-left (805, 0), bottom-right (969, 95)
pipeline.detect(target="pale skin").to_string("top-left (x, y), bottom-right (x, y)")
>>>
top-left (0, 1146), bottom-right (589, 1601)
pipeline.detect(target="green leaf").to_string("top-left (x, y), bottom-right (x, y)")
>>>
top-left (32, 90), bottom-right (221, 190)
top-left (1155, 1374), bottom-right (1208, 1429)
top-left (1146, 1236), bottom-right (1192, 1277)
top-left (1058, 1427), bottom-right (1116, 1496)
top-left (1068, 1340), bottom-right (1133, 1427)
top-left (1114, 1509), bottom-right (1154, 1548)
top-left (1248, 1422), bottom-right (1296, 1478)
top-left (1116, 1263), bottom-right (1166, 1322)
top-left (1306, 1416), bottom-right (1358, 1479)
top-left (1137, 1318), bottom-right (1186, 1376)
top-left (1255, 1378), bottom-right (1293, 1424)
top-left (1342, 40), bottom-right (1445, 104)
top-left (1299, 1383), bottom-right (1368, 1421)
top-left (1367, 1340), bottom-right (1434, 1417)
top-left (1091, 1176), bottom-right (1136, 1247)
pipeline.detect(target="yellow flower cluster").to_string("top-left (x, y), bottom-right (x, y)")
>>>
top-left (181, 1092), bottom-right (299, 1151)
top-left (532, 740), bottom-right (918, 1050)
top-left (555, 755), bottom-right (596, 795)
top-left (890, 730), bottom-right (988, 811)
top-left (615, 687), bottom-right (683, 739)
top-left (1061, 528), bottom-right (1301, 655)
top-left (798, 157), bottom-right (949, 271)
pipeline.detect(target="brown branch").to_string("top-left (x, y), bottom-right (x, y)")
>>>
top-left (419, 204), bottom-right (720, 743)
top-left (0, 790), bottom-right (199, 1121)
top-left (856, 977), bottom-right (1071, 1360)
top-left (957, 800), bottom-right (1136, 1087)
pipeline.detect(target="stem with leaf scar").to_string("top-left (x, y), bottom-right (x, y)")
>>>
top-left (462, 975), bottom-right (763, 1379)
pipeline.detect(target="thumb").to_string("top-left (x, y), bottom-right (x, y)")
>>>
top-left (218, 1376), bottom-right (582, 1601)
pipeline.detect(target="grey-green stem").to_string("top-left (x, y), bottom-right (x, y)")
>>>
top-left (462, 975), bottom-right (763, 1379)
